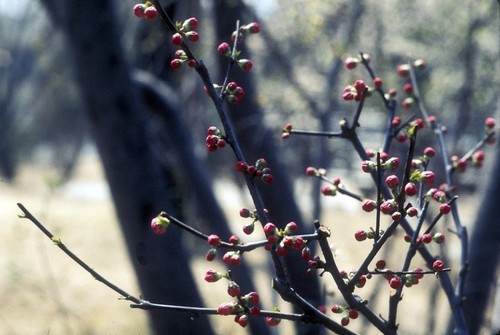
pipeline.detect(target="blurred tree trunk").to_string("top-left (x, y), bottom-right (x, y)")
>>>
top-left (462, 148), bottom-right (500, 334)
top-left (39, 1), bottom-right (214, 334)
top-left (213, 1), bottom-right (323, 334)
top-left (133, 69), bottom-right (271, 335)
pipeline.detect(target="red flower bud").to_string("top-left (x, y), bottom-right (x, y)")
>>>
top-left (185, 31), bottom-right (199, 42)
top-left (362, 199), bottom-right (377, 212)
top-left (151, 216), bottom-right (170, 235)
top-left (263, 222), bottom-right (276, 235)
top-left (132, 4), bottom-right (145, 18)
top-left (227, 281), bottom-right (241, 297)
top-left (204, 269), bottom-right (222, 283)
top-left (354, 230), bottom-right (367, 241)
top-left (432, 259), bottom-right (445, 271)
top-left (217, 42), bottom-right (231, 55)
top-left (344, 57), bottom-right (359, 70)
top-left (144, 6), bottom-right (158, 20)
top-left (385, 175), bottom-right (400, 189)
top-left (396, 64), bottom-right (411, 77)
top-left (439, 203), bottom-right (451, 215)
top-left (182, 17), bottom-right (198, 31)
top-left (376, 259), bottom-right (386, 269)
top-left (207, 234), bottom-right (221, 247)
top-left (373, 77), bottom-right (383, 88)
top-left (205, 248), bottom-right (217, 261)
top-left (389, 276), bottom-right (402, 289)
top-left (348, 309), bottom-right (359, 319)
top-left (171, 33), bottom-right (184, 45)
top-left (242, 22), bottom-right (260, 34)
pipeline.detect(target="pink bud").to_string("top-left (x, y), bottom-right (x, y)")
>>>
top-left (143, 6), bottom-right (158, 20)
top-left (422, 233), bottom-right (432, 244)
top-left (354, 230), bottom-right (367, 241)
top-left (376, 259), bottom-right (386, 269)
top-left (264, 223), bottom-right (276, 235)
top-left (204, 269), bottom-right (222, 283)
top-left (171, 33), bottom-right (184, 45)
top-left (362, 199), bottom-right (377, 212)
top-left (170, 59), bottom-right (182, 70)
top-left (185, 31), bottom-right (199, 42)
top-left (433, 259), bottom-right (445, 271)
top-left (403, 83), bottom-right (413, 93)
top-left (484, 117), bottom-right (496, 129)
top-left (405, 182), bottom-right (418, 197)
top-left (305, 167), bottom-right (317, 176)
top-left (238, 59), bottom-right (253, 72)
top-left (385, 175), bottom-right (400, 189)
top-left (439, 203), bottom-right (451, 215)
top-left (217, 42), bottom-right (231, 55)
top-left (235, 161), bottom-right (248, 173)
top-left (285, 221), bottom-right (298, 233)
top-left (151, 216), bottom-right (169, 235)
top-left (242, 22), bottom-right (260, 34)
top-left (182, 17), bottom-right (198, 31)
top-left (389, 276), bottom-right (402, 289)
top-left (373, 77), bottom-right (383, 88)
top-left (424, 147), bottom-right (436, 157)
top-left (237, 314), bottom-right (249, 328)
top-left (396, 64), bottom-right (411, 77)
top-left (207, 234), bottom-right (221, 247)
top-left (244, 291), bottom-right (260, 304)
top-left (227, 281), bottom-right (241, 297)
top-left (205, 248), bottom-right (217, 261)
top-left (132, 4), bottom-right (145, 17)
top-left (344, 57), bottom-right (359, 70)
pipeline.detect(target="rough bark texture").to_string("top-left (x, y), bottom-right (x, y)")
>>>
top-left (39, 1), bottom-right (214, 334)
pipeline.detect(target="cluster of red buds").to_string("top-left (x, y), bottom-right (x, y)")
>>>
top-left (170, 50), bottom-right (197, 70)
top-left (404, 232), bottom-right (445, 245)
top-left (205, 268), bottom-right (261, 328)
top-left (344, 53), bottom-right (371, 70)
top-left (224, 81), bottom-right (245, 104)
top-left (235, 158), bottom-right (273, 184)
top-left (239, 207), bottom-right (269, 235)
top-left (361, 151), bottom-right (400, 172)
top-left (169, 17), bottom-right (200, 70)
top-left (342, 79), bottom-right (370, 101)
top-left (150, 215), bottom-right (170, 235)
top-left (204, 234), bottom-right (243, 265)
top-left (306, 166), bottom-right (343, 196)
top-left (374, 261), bottom-right (425, 290)
top-left (203, 82), bottom-right (245, 104)
top-left (263, 222), bottom-right (306, 256)
top-left (205, 126), bottom-right (226, 152)
top-left (331, 304), bottom-right (359, 326)
top-left (132, 2), bottom-right (158, 20)
top-left (217, 41), bottom-right (254, 72)
top-left (171, 17), bottom-right (199, 45)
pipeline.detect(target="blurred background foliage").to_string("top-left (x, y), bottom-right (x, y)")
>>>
top-left (0, 0), bottom-right (497, 185)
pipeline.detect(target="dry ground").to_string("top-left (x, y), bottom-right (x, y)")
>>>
top-left (1, 151), bottom-right (498, 334)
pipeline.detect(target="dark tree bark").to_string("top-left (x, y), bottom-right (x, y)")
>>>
top-left (39, 1), bottom-right (214, 334)
top-left (462, 148), bottom-right (500, 334)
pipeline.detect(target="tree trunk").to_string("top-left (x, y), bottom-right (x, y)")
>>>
top-left (39, 1), bottom-right (214, 334)
top-left (462, 148), bottom-right (500, 334)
